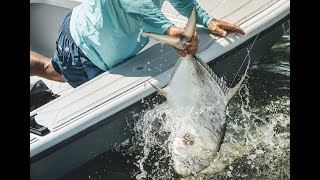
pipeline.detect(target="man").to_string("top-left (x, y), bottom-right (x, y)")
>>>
top-left (30, 0), bottom-right (245, 88)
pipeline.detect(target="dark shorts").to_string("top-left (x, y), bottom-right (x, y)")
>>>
top-left (51, 11), bottom-right (104, 88)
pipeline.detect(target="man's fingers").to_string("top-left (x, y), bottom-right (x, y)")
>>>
top-left (209, 19), bottom-right (245, 36)
top-left (170, 30), bottom-right (198, 56)
top-left (211, 26), bottom-right (227, 36)
top-left (219, 22), bottom-right (245, 35)
top-left (192, 33), bottom-right (199, 44)
top-left (165, 25), bottom-right (185, 37)
top-left (209, 19), bottom-right (227, 36)
top-left (184, 34), bottom-right (199, 55)
top-left (185, 35), bottom-right (198, 48)
top-left (174, 47), bottom-right (187, 57)
top-left (184, 42), bottom-right (197, 55)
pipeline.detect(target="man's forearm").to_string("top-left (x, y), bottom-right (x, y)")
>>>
top-left (169, 0), bottom-right (214, 28)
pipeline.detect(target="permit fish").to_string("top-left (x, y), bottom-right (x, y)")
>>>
top-left (144, 7), bottom-right (249, 176)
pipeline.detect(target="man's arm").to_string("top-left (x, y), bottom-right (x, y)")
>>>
top-left (119, 0), bottom-right (196, 56)
top-left (169, 0), bottom-right (245, 36)
top-left (169, 0), bottom-right (213, 28)
top-left (118, 0), bottom-right (173, 34)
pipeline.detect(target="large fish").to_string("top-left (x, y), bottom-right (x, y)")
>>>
top-left (144, 7), bottom-right (249, 176)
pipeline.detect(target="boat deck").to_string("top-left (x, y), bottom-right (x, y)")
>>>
top-left (30, 0), bottom-right (283, 96)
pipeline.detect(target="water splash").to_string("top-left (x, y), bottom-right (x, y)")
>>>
top-left (198, 87), bottom-right (290, 179)
top-left (131, 76), bottom-right (289, 179)
top-left (60, 31), bottom-right (290, 180)
top-left (133, 103), bottom-right (179, 179)
top-left (137, 28), bottom-right (144, 43)
top-left (127, 30), bottom-right (290, 179)
top-left (160, 42), bottom-right (165, 53)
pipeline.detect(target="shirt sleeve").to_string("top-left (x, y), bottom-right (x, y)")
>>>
top-left (169, 0), bottom-right (214, 28)
top-left (118, 0), bottom-right (173, 34)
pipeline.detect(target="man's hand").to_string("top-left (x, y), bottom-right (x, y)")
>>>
top-left (208, 19), bottom-right (245, 36)
top-left (165, 25), bottom-right (198, 57)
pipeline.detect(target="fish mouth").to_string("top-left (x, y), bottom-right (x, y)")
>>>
top-left (170, 131), bottom-right (220, 176)
top-left (183, 133), bottom-right (195, 145)
top-left (172, 155), bottom-right (211, 176)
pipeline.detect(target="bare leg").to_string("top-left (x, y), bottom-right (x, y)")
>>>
top-left (30, 51), bottom-right (66, 82)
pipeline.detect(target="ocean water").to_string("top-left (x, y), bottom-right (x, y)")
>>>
top-left (61, 31), bottom-right (290, 180)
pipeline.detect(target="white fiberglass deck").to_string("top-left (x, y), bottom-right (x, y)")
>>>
top-left (30, 0), bottom-right (284, 96)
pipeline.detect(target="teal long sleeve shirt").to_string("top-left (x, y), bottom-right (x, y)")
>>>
top-left (70, 0), bottom-right (214, 71)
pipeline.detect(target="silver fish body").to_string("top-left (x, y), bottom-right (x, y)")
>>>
top-left (164, 55), bottom-right (228, 175)
top-left (145, 7), bottom-right (248, 176)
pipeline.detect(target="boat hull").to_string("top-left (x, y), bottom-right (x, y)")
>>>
top-left (30, 0), bottom-right (290, 179)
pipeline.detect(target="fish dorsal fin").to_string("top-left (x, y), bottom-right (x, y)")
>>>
top-left (181, 7), bottom-right (197, 43)
top-left (193, 54), bottom-right (230, 95)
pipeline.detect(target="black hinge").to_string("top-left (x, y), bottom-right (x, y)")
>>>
top-left (30, 114), bottom-right (50, 136)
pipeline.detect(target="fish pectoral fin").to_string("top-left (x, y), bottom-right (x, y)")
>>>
top-left (142, 6), bottom-right (197, 50)
top-left (142, 32), bottom-right (183, 50)
top-left (148, 81), bottom-right (168, 97)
